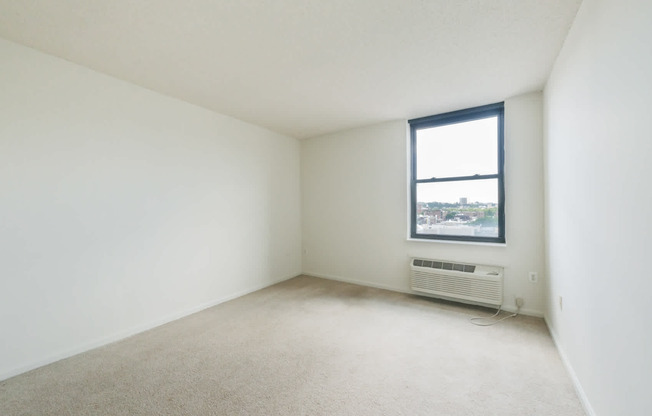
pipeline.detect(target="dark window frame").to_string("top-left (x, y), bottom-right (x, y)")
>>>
top-left (409, 102), bottom-right (505, 243)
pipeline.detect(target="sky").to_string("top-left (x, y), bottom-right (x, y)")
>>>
top-left (416, 116), bottom-right (499, 204)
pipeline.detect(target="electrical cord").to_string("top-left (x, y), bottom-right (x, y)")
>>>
top-left (469, 305), bottom-right (519, 326)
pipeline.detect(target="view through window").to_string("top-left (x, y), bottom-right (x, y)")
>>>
top-left (409, 103), bottom-right (505, 243)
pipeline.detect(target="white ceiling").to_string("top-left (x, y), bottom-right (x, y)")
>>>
top-left (0, 0), bottom-right (582, 139)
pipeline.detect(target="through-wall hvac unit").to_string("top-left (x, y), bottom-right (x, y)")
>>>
top-left (410, 258), bottom-right (504, 306)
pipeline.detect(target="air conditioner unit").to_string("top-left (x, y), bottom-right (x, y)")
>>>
top-left (410, 258), bottom-right (503, 306)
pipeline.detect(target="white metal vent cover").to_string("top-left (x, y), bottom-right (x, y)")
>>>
top-left (410, 258), bottom-right (503, 306)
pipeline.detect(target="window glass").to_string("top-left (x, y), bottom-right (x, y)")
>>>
top-left (415, 179), bottom-right (499, 238)
top-left (416, 117), bottom-right (498, 179)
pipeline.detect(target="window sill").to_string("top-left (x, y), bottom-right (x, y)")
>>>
top-left (406, 238), bottom-right (506, 247)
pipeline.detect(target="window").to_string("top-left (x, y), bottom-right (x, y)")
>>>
top-left (409, 102), bottom-right (505, 243)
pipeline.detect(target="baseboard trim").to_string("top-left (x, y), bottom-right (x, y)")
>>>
top-left (303, 271), bottom-right (544, 317)
top-left (544, 316), bottom-right (596, 416)
top-left (0, 273), bottom-right (298, 382)
top-left (303, 271), bottom-right (413, 295)
top-left (502, 305), bottom-right (544, 318)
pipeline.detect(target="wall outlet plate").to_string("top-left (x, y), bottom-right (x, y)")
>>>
top-left (528, 272), bottom-right (538, 283)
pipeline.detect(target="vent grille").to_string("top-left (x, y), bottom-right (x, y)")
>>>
top-left (412, 258), bottom-right (476, 273)
top-left (410, 258), bottom-right (503, 306)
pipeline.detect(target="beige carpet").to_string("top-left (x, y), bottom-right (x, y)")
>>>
top-left (0, 275), bottom-right (585, 415)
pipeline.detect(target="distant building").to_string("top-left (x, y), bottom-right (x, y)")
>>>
top-left (459, 197), bottom-right (467, 205)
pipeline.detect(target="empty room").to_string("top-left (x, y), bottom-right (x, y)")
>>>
top-left (1, 0), bottom-right (650, 415)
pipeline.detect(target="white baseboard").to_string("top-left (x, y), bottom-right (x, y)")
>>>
top-left (303, 271), bottom-right (413, 294)
top-left (544, 316), bottom-right (596, 416)
top-left (303, 271), bottom-right (544, 317)
top-left (502, 304), bottom-right (544, 318)
top-left (0, 273), bottom-right (298, 382)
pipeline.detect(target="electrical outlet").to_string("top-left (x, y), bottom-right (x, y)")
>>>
top-left (515, 297), bottom-right (524, 308)
top-left (559, 296), bottom-right (563, 311)
top-left (528, 272), bottom-right (538, 283)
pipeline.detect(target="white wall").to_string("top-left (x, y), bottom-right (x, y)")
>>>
top-left (543, 0), bottom-right (652, 414)
top-left (302, 92), bottom-right (545, 316)
top-left (0, 38), bottom-right (302, 380)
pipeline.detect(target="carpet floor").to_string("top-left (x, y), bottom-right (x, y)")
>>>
top-left (0, 275), bottom-right (585, 415)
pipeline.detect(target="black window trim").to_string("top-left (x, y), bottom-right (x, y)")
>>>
top-left (409, 102), bottom-right (505, 244)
